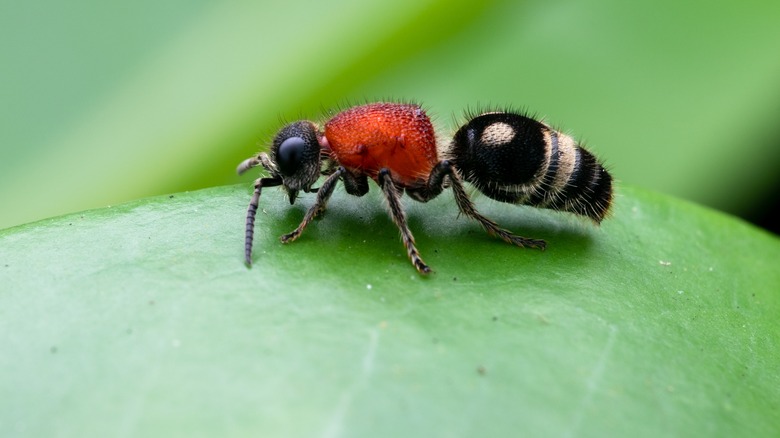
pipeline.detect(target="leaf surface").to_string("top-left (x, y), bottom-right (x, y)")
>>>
top-left (1, 184), bottom-right (778, 437)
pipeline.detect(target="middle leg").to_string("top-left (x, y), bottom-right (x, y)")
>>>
top-left (378, 169), bottom-right (431, 274)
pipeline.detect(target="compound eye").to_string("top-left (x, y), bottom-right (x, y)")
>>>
top-left (276, 136), bottom-right (306, 176)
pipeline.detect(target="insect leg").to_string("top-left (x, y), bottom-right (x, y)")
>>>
top-left (245, 176), bottom-right (283, 266)
top-left (378, 168), bottom-right (431, 274)
top-left (236, 157), bottom-right (260, 175)
top-left (237, 152), bottom-right (276, 176)
top-left (281, 167), bottom-right (344, 243)
top-left (340, 167), bottom-right (370, 197)
top-left (431, 160), bottom-right (547, 250)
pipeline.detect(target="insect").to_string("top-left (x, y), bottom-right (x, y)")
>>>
top-left (237, 102), bottom-right (612, 274)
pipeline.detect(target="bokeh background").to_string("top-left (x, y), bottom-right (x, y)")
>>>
top-left (3, 0), bottom-right (779, 233)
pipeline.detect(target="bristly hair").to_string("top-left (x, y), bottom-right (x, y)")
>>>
top-left (322, 98), bottom-right (430, 122)
top-left (455, 103), bottom-right (539, 129)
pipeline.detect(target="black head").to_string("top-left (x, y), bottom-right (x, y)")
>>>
top-left (271, 121), bottom-right (322, 204)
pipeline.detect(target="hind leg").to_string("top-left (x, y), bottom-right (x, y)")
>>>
top-left (412, 160), bottom-right (546, 250)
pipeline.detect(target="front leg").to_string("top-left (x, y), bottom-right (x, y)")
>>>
top-left (237, 152), bottom-right (276, 176)
top-left (378, 169), bottom-right (431, 274)
top-left (422, 160), bottom-right (547, 250)
top-left (281, 167), bottom-right (344, 243)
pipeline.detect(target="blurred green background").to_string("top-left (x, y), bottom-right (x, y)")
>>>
top-left (2, 0), bottom-right (779, 232)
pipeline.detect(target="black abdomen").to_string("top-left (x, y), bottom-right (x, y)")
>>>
top-left (448, 111), bottom-right (613, 222)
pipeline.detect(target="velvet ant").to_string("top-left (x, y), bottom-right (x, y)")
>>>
top-left (238, 102), bottom-right (612, 274)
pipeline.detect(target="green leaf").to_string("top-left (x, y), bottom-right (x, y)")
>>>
top-left (1, 184), bottom-right (778, 437)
